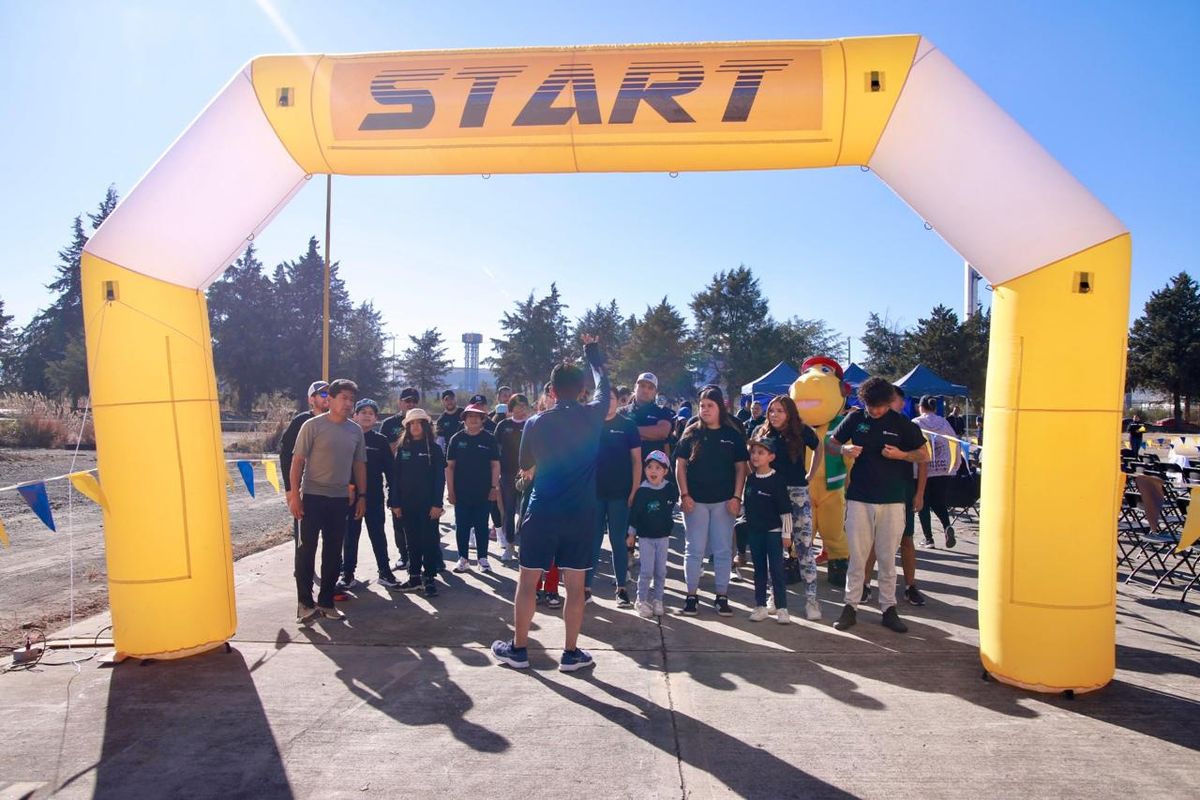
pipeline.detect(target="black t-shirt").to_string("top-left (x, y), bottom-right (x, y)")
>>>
top-left (596, 413), bottom-right (642, 499)
top-left (436, 407), bottom-right (465, 443)
top-left (831, 408), bottom-right (927, 504)
top-left (494, 416), bottom-right (526, 477)
top-left (755, 425), bottom-right (820, 487)
top-left (742, 470), bottom-right (791, 532)
top-left (628, 481), bottom-right (679, 539)
top-left (623, 401), bottom-right (676, 450)
top-left (379, 413), bottom-right (406, 445)
top-left (675, 423), bottom-right (749, 504)
top-left (278, 410), bottom-right (313, 491)
top-left (736, 407), bottom-right (752, 424)
top-left (446, 429), bottom-right (500, 501)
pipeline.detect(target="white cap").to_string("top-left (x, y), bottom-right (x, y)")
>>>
top-left (307, 380), bottom-right (329, 397)
top-left (636, 372), bottom-right (658, 388)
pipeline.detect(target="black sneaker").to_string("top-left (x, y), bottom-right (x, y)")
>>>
top-left (399, 575), bottom-right (424, 592)
top-left (682, 595), bottom-right (699, 615)
top-left (615, 587), bottom-right (632, 608)
top-left (714, 594), bottom-right (733, 617)
top-left (921, 537), bottom-right (936, 548)
top-left (860, 584), bottom-right (871, 604)
top-left (584, 590), bottom-right (593, 604)
top-left (881, 606), bottom-right (908, 633)
top-left (904, 584), bottom-right (927, 606)
top-left (535, 590), bottom-right (546, 606)
top-left (833, 604), bottom-right (857, 630)
top-left (944, 525), bottom-right (957, 549)
top-left (546, 593), bottom-right (563, 609)
top-left (377, 573), bottom-right (401, 589)
top-left (423, 579), bottom-right (438, 597)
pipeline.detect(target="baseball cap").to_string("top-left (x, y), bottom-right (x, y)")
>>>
top-left (748, 437), bottom-right (776, 454)
top-left (354, 398), bottom-right (379, 414)
top-left (463, 403), bottom-right (489, 416)
top-left (469, 393), bottom-right (488, 406)
top-left (441, 389), bottom-right (456, 399)
top-left (308, 380), bottom-right (329, 397)
top-left (399, 387), bottom-right (419, 402)
top-left (644, 450), bottom-right (670, 468)
top-left (636, 372), bottom-right (658, 388)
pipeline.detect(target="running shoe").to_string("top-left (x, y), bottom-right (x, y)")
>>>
top-left (546, 593), bottom-right (563, 609)
top-left (682, 595), bottom-right (699, 615)
top-left (453, 558), bottom-right (469, 573)
top-left (535, 590), bottom-right (546, 606)
top-left (559, 648), bottom-right (595, 673)
top-left (805, 597), bottom-right (822, 621)
top-left (377, 573), bottom-right (401, 589)
top-left (584, 590), bottom-right (593, 604)
top-left (491, 639), bottom-right (530, 669)
top-left (944, 525), bottom-right (957, 549)
top-left (423, 579), bottom-right (438, 597)
top-left (317, 605), bottom-right (345, 620)
top-left (501, 545), bottom-right (515, 563)
top-left (833, 604), bottom-right (857, 631)
top-left (393, 558), bottom-right (408, 572)
top-left (920, 537), bottom-right (936, 548)
top-left (749, 606), bottom-right (770, 622)
top-left (398, 575), bottom-right (424, 592)
top-left (881, 606), bottom-right (908, 633)
top-left (479, 559), bottom-right (494, 573)
top-left (714, 594), bottom-right (733, 617)
top-left (776, 609), bottom-right (791, 625)
top-left (637, 602), bottom-right (655, 618)
top-left (296, 603), bottom-right (318, 624)
top-left (653, 600), bottom-right (665, 616)
top-left (336, 576), bottom-right (360, 592)
top-left (615, 588), bottom-right (632, 608)
top-left (904, 585), bottom-right (927, 606)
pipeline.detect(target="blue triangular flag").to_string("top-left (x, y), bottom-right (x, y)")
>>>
top-left (963, 442), bottom-right (972, 462)
top-left (17, 482), bottom-right (56, 531)
top-left (236, 461), bottom-right (256, 498)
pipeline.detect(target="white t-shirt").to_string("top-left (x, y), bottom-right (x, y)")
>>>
top-left (914, 413), bottom-right (961, 478)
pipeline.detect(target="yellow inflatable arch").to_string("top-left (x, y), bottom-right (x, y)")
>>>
top-left (82, 36), bottom-right (1129, 692)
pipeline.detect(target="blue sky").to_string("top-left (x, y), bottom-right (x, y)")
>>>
top-left (1, 1), bottom-right (1196, 366)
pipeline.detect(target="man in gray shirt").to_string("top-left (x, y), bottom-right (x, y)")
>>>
top-left (288, 378), bottom-right (367, 622)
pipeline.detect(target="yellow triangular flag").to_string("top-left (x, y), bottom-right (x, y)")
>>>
top-left (946, 437), bottom-right (960, 472)
top-left (69, 471), bottom-right (108, 510)
top-left (0, 516), bottom-right (8, 547)
top-left (1176, 487), bottom-right (1200, 553)
top-left (263, 460), bottom-right (281, 494)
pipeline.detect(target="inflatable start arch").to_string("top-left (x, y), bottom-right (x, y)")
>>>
top-left (82, 36), bottom-right (1129, 692)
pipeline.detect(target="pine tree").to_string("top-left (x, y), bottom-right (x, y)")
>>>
top-left (752, 317), bottom-right (845, 374)
top-left (334, 302), bottom-right (390, 401)
top-left (1127, 271), bottom-right (1200, 420)
top-left (486, 284), bottom-right (570, 395)
top-left (0, 297), bottom-right (15, 390)
top-left (14, 187), bottom-right (119, 397)
top-left (208, 244), bottom-right (277, 413)
top-left (861, 312), bottom-right (908, 379)
top-left (690, 265), bottom-right (771, 400)
top-left (574, 300), bottom-right (630, 378)
top-left (902, 304), bottom-right (966, 384)
top-left (621, 298), bottom-right (694, 399)
top-left (397, 328), bottom-right (453, 400)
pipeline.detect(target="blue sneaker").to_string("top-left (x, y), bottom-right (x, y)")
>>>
top-left (491, 639), bottom-right (529, 669)
top-left (559, 648), bottom-right (595, 673)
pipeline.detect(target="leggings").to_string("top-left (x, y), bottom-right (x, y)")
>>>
top-left (918, 475), bottom-right (953, 539)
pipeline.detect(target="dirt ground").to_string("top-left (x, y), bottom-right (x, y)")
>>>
top-left (0, 447), bottom-right (292, 649)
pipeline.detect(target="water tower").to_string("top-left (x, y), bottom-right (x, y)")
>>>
top-left (462, 332), bottom-right (482, 394)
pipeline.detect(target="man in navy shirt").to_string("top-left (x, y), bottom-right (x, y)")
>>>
top-left (492, 335), bottom-right (609, 673)
top-left (623, 372), bottom-right (676, 457)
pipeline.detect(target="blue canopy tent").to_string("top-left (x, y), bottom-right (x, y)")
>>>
top-left (894, 364), bottom-right (968, 416)
top-left (740, 361), bottom-right (800, 406)
top-left (843, 362), bottom-right (871, 389)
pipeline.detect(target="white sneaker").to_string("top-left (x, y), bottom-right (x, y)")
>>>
top-left (479, 559), bottom-right (493, 573)
top-left (501, 545), bottom-right (515, 562)
top-left (453, 558), bottom-right (469, 573)
top-left (637, 602), bottom-right (655, 618)
top-left (805, 597), bottom-right (822, 621)
top-left (653, 600), bottom-right (665, 616)
top-left (776, 609), bottom-right (791, 624)
top-left (749, 606), bottom-right (770, 622)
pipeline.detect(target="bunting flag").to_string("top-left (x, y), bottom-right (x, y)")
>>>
top-left (262, 460), bottom-right (281, 494)
top-left (236, 460), bottom-right (256, 498)
top-left (0, 517), bottom-right (8, 547)
top-left (946, 437), bottom-right (960, 471)
top-left (16, 482), bottom-right (56, 532)
top-left (1177, 487), bottom-right (1200, 553)
top-left (69, 471), bottom-right (108, 510)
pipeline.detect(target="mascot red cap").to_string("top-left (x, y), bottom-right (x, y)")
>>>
top-left (800, 356), bottom-right (852, 398)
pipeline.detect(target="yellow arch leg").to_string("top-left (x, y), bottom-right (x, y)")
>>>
top-left (82, 254), bottom-right (236, 659)
top-left (979, 234), bottom-right (1131, 693)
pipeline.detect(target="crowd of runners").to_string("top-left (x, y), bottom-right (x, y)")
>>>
top-left (280, 336), bottom-right (962, 672)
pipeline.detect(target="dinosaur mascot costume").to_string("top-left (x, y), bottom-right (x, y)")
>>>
top-left (790, 356), bottom-right (852, 587)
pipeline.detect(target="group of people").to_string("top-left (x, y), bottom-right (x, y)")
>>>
top-left (279, 338), bottom-right (963, 671)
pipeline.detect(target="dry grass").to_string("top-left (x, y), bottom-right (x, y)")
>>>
top-left (0, 393), bottom-right (95, 449)
top-left (225, 393), bottom-right (296, 454)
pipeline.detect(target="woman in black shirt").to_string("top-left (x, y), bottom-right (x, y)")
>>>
top-left (674, 386), bottom-right (749, 617)
top-left (753, 395), bottom-right (822, 621)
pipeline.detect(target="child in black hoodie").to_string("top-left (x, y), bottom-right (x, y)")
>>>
top-left (389, 408), bottom-right (446, 597)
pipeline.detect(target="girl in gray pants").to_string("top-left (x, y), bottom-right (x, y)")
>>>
top-left (627, 451), bottom-right (678, 617)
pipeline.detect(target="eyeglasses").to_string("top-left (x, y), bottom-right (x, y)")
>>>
top-left (317, 391), bottom-right (329, 398)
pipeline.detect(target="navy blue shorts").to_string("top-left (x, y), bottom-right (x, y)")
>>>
top-left (518, 508), bottom-right (592, 571)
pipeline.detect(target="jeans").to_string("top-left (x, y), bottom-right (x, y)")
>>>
top-left (918, 475), bottom-right (953, 540)
top-left (454, 499), bottom-right (491, 560)
top-left (589, 496), bottom-right (631, 588)
top-left (343, 502), bottom-right (391, 580)
top-left (748, 529), bottom-right (787, 609)
top-left (788, 485), bottom-right (817, 599)
top-left (844, 500), bottom-right (905, 611)
top-left (296, 494), bottom-right (350, 608)
top-left (636, 536), bottom-right (669, 605)
top-left (683, 500), bottom-right (735, 595)
top-left (400, 506), bottom-right (442, 579)
top-left (499, 475), bottom-right (519, 550)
